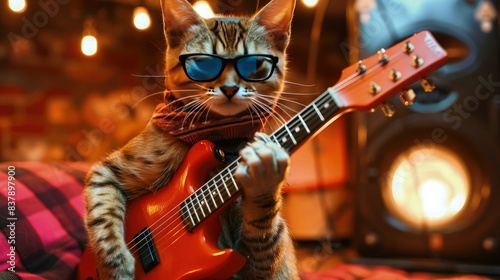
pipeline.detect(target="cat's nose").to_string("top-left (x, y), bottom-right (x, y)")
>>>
top-left (220, 86), bottom-right (239, 100)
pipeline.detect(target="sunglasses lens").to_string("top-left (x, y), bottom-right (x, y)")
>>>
top-left (236, 56), bottom-right (275, 81)
top-left (183, 55), bottom-right (222, 81)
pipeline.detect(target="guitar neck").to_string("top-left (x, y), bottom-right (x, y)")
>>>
top-left (180, 30), bottom-right (449, 231)
top-left (269, 87), bottom-right (341, 153)
top-left (181, 87), bottom-right (343, 231)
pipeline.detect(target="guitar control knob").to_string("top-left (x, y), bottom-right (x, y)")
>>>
top-left (420, 78), bottom-right (436, 92)
top-left (400, 89), bottom-right (416, 106)
top-left (214, 147), bottom-right (226, 162)
top-left (380, 103), bottom-right (396, 117)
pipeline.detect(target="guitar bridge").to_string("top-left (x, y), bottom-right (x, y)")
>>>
top-left (134, 228), bottom-right (160, 273)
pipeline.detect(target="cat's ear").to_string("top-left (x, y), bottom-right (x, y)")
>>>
top-left (160, 0), bottom-right (206, 48)
top-left (252, 0), bottom-right (296, 51)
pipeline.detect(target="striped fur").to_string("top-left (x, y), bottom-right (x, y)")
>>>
top-left (84, 0), bottom-right (298, 279)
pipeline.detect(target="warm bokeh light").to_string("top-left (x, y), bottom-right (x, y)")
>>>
top-left (193, 1), bottom-right (214, 19)
top-left (9, 0), bottom-right (26, 13)
top-left (81, 35), bottom-right (98, 56)
top-left (133, 6), bottom-right (151, 30)
top-left (384, 146), bottom-right (470, 230)
top-left (302, 0), bottom-right (318, 8)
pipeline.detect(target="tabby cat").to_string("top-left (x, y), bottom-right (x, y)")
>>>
top-left (84, 0), bottom-right (299, 279)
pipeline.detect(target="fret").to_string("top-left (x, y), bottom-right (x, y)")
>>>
top-left (181, 201), bottom-right (196, 228)
top-left (182, 88), bottom-right (341, 231)
top-left (213, 180), bottom-right (224, 204)
top-left (284, 125), bottom-right (297, 145)
top-left (189, 196), bottom-right (201, 223)
top-left (228, 172), bottom-right (239, 191)
top-left (207, 183), bottom-right (217, 209)
top-left (221, 175), bottom-right (231, 198)
top-left (202, 192), bottom-right (211, 212)
top-left (221, 175), bottom-right (231, 197)
top-left (288, 117), bottom-right (309, 144)
top-left (194, 192), bottom-right (205, 220)
top-left (315, 93), bottom-right (337, 120)
top-left (312, 103), bottom-right (325, 121)
top-left (298, 114), bottom-right (311, 133)
top-left (272, 134), bottom-right (281, 146)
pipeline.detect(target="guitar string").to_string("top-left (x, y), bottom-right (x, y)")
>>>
top-left (150, 96), bottom-right (341, 257)
top-left (127, 49), bottom-right (410, 256)
top-left (127, 90), bottom-right (337, 256)
top-left (128, 48), bottom-right (410, 257)
top-left (148, 98), bottom-right (337, 255)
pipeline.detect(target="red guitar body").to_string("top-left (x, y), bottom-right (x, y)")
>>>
top-left (77, 140), bottom-right (246, 280)
top-left (78, 30), bottom-right (448, 280)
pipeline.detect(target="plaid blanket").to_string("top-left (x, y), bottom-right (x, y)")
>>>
top-left (0, 162), bottom-right (91, 280)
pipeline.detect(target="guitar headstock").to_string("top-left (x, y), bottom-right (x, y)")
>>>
top-left (333, 30), bottom-right (448, 115)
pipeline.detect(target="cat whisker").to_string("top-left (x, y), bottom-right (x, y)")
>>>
top-left (168, 89), bottom-right (202, 93)
top-left (250, 99), bottom-right (287, 129)
top-left (193, 83), bottom-right (213, 91)
top-left (131, 74), bottom-right (167, 78)
top-left (246, 102), bottom-right (267, 128)
top-left (271, 95), bottom-right (307, 109)
top-left (284, 80), bottom-right (316, 87)
top-left (131, 91), bottom-right (165, 109)
top-left (276, 90), bottom-right (320, 96)
top-left (182, 98), bottom-right (210, 128)
top-left (257, 96), bottom-right (301, 115)
top-left (191, 99), bottom-right (211, 126)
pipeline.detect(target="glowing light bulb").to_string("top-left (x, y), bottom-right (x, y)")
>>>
top-left (81, 35), bottom-right (97, 56)
top-left (385, 146), bottom-right (470, 230)
top-left (9, 0), bottom-right (26, 13)
top-left (302, 0), bottom-right (318, 8)
top-left (193, 1), bottom-right (214, 19)
top-left (133, 6), bottom-right (151, 30)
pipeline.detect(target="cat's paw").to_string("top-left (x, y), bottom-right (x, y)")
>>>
top-left (99, 246), bottom-right (135, 280)
top-left (235, 132), bottom-right (290, 200)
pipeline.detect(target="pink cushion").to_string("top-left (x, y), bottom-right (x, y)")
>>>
top-left (0, 162), bottom-right (91, 279)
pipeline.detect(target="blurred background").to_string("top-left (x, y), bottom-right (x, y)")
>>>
top-left (1, 0), bottom-right (500, 276)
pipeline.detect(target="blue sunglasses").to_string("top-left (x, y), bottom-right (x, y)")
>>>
top-left (179, 53), bottom-right (279, 82)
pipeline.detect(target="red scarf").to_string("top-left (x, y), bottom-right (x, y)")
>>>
top-left (151, 91), bottom-right (270, 144)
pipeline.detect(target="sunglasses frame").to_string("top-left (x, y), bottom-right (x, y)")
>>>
top-left (178, 53), bottom-right (279, 82)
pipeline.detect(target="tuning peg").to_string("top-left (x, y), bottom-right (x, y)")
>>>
top-left (357, 60), bottom-right (367, 74)
top-left (410, 55), bottom-right (424, 68)
top-left (400, 89), bottom-right (416, 106)
top-left (420, 78), bottom-right (436, 92)
top-left (369, 82), bottom-right (381, 95)
top-left (378, 48), bottom-right (389, 64)
top-left (389, 68), bottom-right (402, 81)
top-left (380, 103), bottom-right (396, 117)
top-left (402, 41), bottom-right (415, 53)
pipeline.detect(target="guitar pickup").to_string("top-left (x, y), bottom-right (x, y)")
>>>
top-left (134, 228), bottom-right (160, 273)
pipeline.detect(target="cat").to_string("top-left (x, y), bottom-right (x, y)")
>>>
top-left (83, 0), bottom-right (299, 279)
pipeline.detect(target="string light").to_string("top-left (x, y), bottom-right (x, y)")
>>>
top-left (475, 0), bottom-right (497, 33)
top-left (193, 1), bottom-right (214, 19)
top-left (133, 6), bottom-right (151, 30)
top-left (8, 0), bottom-right (26, 13)
top-left (81, 18), bottom-right (98, 56)
top-left (355, 0), bottom-right (376, 23)
top-left (302, 0), bottom-right (318, 8)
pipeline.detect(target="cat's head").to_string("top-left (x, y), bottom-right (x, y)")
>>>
top-left (160, 0), bottom-right (295, 122)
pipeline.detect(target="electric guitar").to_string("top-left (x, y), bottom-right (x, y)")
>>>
top-left (78, 30), bottom-right (448, 280)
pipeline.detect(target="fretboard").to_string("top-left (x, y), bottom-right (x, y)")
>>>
top-left (180, 87), bottom-right (341, 231)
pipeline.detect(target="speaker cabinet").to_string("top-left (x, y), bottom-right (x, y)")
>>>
top-left (352, 0), bottom-right (500, 270)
